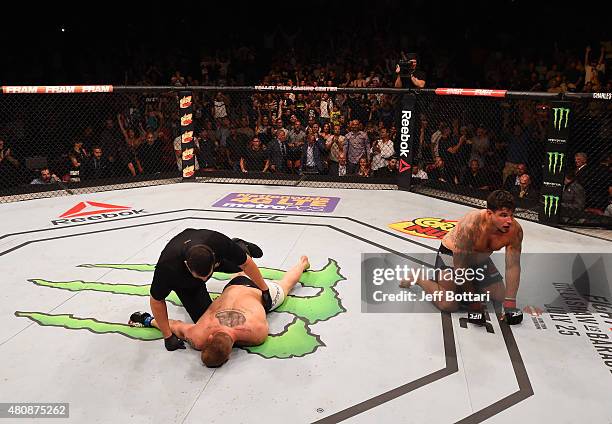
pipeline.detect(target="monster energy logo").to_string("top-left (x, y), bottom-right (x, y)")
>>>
top-left (547, 152), bottom-right (565, 174)
top-left (552, 108), bottom-right (570, 131)
top-left (543, 195), bottom-right (560, 217)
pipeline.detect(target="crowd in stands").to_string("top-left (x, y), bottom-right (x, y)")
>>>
top-left (0, 28), bottom-right (610, 217)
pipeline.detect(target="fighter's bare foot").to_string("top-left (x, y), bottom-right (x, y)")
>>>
top-left (300, 255), bottom-right (310, 271)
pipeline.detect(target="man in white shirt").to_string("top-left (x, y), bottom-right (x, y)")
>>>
top-left (370, 128), bottom-right (395, 171)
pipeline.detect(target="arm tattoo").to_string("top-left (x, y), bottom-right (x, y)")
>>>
top-left (454, 216), bottom-right (478, 252)
top-left (215, 310), bottom-right (246, 327)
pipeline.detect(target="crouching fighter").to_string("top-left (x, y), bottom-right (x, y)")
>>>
top-left (401, 190), bottom-right (524, 325)
top-left (130, 255), bottom-right (310, 366)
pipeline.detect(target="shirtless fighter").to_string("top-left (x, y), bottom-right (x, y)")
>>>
top-left (129, 255), bottom-right (310, 367)
top-left (402, 190), bottom-right (524, 324)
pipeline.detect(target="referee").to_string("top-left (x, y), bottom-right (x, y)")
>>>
top-left (146, 228), bottom-right (269, 351)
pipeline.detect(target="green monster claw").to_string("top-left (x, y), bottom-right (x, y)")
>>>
top-left (78, 259), bottom-right (343, 289)
top-left (15, 311), bottom-right (163, 340)
top-left (15, 312), bottom-right (323, 359)
top-left (20, 258), bottom-right (346, 359)
top-left (244, 317), bottom-right (323, 359)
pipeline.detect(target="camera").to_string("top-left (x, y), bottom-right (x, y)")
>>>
top-left (398, 52), bottom-right (417, 78)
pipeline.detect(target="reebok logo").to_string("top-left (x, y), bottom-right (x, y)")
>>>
top-left (399, 160), bottom-right (411, 173)
top-left (52, 201), bottom-right (147, 225)
top-left (399, 110), bottom-right (412, 173)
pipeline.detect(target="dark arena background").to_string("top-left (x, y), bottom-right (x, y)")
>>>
top-left (0, 1), bottom-right (611, 423)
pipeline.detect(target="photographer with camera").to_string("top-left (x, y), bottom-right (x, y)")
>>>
top-left (394, 52), bottom-right (426, 88)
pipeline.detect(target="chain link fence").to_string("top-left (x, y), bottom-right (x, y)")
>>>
top-left (0, 85), bottom-right (609, 228)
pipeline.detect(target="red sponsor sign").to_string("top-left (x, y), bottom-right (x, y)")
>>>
top-left (435, 88), bottom-right (507, 97)
top-left (2, 85), bottom-right (113, 94)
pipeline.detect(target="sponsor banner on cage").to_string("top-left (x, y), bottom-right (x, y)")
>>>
top-left (254, 85), bottom-right (338, 92)
top-left (180, 113), bottom-right (193, 126)
top-left (395, 93), bottom-right (416, 190)
top-left (179, 91), bottom-right (195, 179)
top-left (213, 193), bottom-right (340, 213)
top-left (181, 131), bottom-right (193, 144)
top-left (179, 95), bottom-right (192, 108)
top-left (540, 101), bottom-right (572, 223)
top-left (2, 85), bottom-right (113, 94)
top-left (434, 88), bottom-right (507, 97)
top-left (388, 217), bottom-right (457, 239)
top-left (592, 92), bottom-right (612, 100)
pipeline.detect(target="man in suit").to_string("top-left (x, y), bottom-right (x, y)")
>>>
top-left (267, 129), bottom-right (290, 173)
top-left (300, 133), bottom-right (327, 175)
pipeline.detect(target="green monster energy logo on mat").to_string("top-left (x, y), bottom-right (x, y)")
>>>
top-left (543, 195), bottom-right (560, 217)
top-left (15, 259), bottom-right (346, 359)
top-left (552, 107), bottom-right (570, 131)
top-left (547, 152), bottom-right (565, 174)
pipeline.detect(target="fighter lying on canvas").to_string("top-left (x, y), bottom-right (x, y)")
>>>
top-left (130, 255), bottom-right (310, 367)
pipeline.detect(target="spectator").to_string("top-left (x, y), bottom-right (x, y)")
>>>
top-left (369, 127), bottom-right (395, 172)
top-left (31, 167), bottom-right (60, 185)
top-left (196, 132), bottom-right (218, 171)
top-left (300, 133), bottom-right (327, 175)
top-left (437, 125), bottom-right (464, 182)
top-left (511, 174), bottom-right (538, 201)
top-left (343, 119), bottom-right (370, 174)
top-left (0, 138), bottom-right (21, 188)
top-left (82, 146), bottom-right (111, 180)
top-left (98, 117), bottom-right (123, 164)
top-left (235, 116), bottom-right (255, 140)
top-left (572, 151), bottom-right (605, 209)
top-left (502, 123), bottom-right (530, 184)
top-left (67, 138), bottom-right (89, 183)
top-left (503, 163), bottom-right (528, 192)
top-left (213, 92), bottom-right (229, 123)
top-left (137, 131), bottom-right (164, 174)
top-left (375, 156), bottom-right (398, 179)
top-left (268, 129), bottom-right (290, 173)
top-left (460, 160), bottom-right (490, 190)
top-left (240, 137), bottom-right (269, 173)
top-left (319, 93), bottom-right (333, 125)
top-left (430, 121), bottom-right (449, 161)
top-left (584, 46), bottom-right (606, 87)
top-left (469, 125), bottom-right (491, 167)
top-left (410, 162), bottom-right (428, 182)
top-left (428, 157), bottom-right (454, 184)
top-left (357, 156), bottom-right (371, 177)
top-left (329, 154), bottom-right (349, 177)
top-left (561, 171), bottom-right (586, 214)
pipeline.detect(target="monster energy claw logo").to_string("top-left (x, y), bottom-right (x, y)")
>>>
top-left (552, 108), bottom-right (570, 131)
top-left (547, 152), bottom-right (565, 174)
top-left (543, 195), bottom-right (560, 217)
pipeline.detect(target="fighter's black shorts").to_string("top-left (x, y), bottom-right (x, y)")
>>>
top-left (223, 275), bottom-right (259, 291)
top-left (434, 243), bottom-right (502, 289)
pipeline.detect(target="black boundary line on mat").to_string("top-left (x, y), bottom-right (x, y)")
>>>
top-left (0, 208), bottom-right (436, 251)
top-left (0, 214), bottom-right (532, 423)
